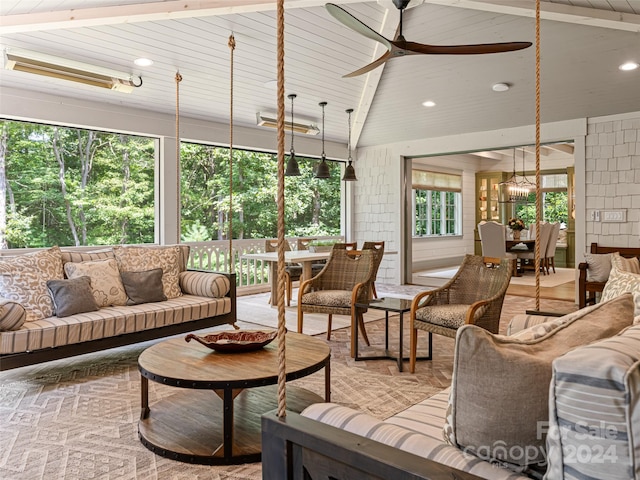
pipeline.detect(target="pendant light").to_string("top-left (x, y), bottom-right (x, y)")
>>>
top-left (285, 93), bottom-right (301, 176)
top-left (499, 148), bottom-right (529, 203)
top-left (341, 108), bottom-right (357, 181)
top-left (315, 101), bottom-right (331, 179)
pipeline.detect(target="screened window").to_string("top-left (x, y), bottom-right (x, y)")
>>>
top-left (0, 119), bottom-right (156, 248)
top-left (515, 172), bottom-right (569, 227)
top-left (412, 170), bottom-right (461, 237)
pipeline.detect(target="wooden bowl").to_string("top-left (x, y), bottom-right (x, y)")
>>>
top-left (184, 330), bottom-right (278, 353)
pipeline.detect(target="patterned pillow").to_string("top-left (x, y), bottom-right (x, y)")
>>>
top-left (445, 294), bottom-right (635, 469)
top-left (113, 245), bottom-right (182, 299)
top-left (602, 267), bottom-right (640, 316)
top-left (0, 297), bottom-right (27, 331)
top-left (611, 252), bottom-right (640, 274)
top-left (0, 247), bottom-right (64, 322)
top-left (584, 252), bottom-right (612, 282)
top-left (64, 258), bottom-right (128, 307)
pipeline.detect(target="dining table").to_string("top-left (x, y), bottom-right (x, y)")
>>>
top-left (241, 250), bottom-right (331, 306)
top-left (506, 239), bottom-right (535, 251)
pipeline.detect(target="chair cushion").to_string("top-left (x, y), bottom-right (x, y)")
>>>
top-left (446, 294), bottom-right (635, 470)
top-left (415, 304), bottom-right (472, 329)
top-left (301, 290), bottom-right (352, 308)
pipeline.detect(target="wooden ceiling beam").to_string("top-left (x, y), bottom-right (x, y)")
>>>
top-left (0, 0), bottom-right (365, 34)
top-left (421, 0), bottom-right (640, 33)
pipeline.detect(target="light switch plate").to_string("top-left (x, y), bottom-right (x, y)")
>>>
top-left (601, 210), bottom-right (627, 222)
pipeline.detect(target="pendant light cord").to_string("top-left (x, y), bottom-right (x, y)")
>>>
top-left (175, 72), bottom-right (182, 243)
top-left (289, 94), bottom-right (296, 153)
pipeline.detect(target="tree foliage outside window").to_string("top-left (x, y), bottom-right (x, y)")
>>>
top-left (0, 119), bottom-right (155, 248)
top-left (413, 189), bottom-right (460, 237)
top-left (180, 143), bottom-right (342, 241)
top-left (515, 174), bottom-right (568, 228)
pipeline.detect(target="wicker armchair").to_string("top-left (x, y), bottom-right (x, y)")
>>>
top-left (362, 241), bottom-right (384, 298)
top-left (409, 254), bottom-right (513, 373)
top-left (297, 249), bottom-right (376, 357)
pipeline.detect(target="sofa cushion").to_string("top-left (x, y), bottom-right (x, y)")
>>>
top-left (121, 268), bottom-right (167, 305)
top-left (545, 323), bottom-right (640, 480)
top-left (113, 245), bottom-right (182, 299)
top-left (179, 271), bottom-right (231, 298)
top-left (584, 252), bottom-right (612, 282)
top-left (611, 251), bottom-right (640, 274)
top-left (64, 258), bottom-right (128, 307)
top-left (602, 267), bottom-right (640, 316)
top-left (46, 276), bottom-right (100, 318)
top-left (60, 248), bottom-right (114, 266)
top-left (0, 246), bottom-right (64, 322)
top-left (446, 294), bottom-right (635, 469)
top-left (0, 297), bottom-right (26, 331)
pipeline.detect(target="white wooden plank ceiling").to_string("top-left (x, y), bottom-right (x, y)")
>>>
top-left (0, 0), bottom-right (639, 152)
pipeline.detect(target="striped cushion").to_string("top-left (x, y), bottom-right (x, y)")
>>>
top-left (179, 271), bottom-right (230, 298)
top-left (545, 323), bottom-right (640, 480)
top-left (0, 294), bottom-right (231, 355)
top-left (61, 248), bottom-right (114, 266)
top-left (302, 392), bottom-right (530, 480)
top-left (0, 298), bottom-right (27, 331)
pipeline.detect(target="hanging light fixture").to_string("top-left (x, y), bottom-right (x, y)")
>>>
top-left (518, 148), bottom-right (535, 199)
top-left (315, 101), bottom-right (331, 179)
top-left (341, 108), bottom-right (357, 182)
top-left (499, 148), bottom-right (530, 202)
top-left (285, 93), bottom-right (301, 176)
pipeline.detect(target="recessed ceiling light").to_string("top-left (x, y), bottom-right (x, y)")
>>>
top-left (134, 58), bottom-right (153, 67)
top-left (492, 82), bottom-right (510, 92)
top-left (619, 61), bottom-right (639, 71)
top-left (264, 79), bottom-right (278, 89)
top-left (422, 100), bottom-right (436, 107)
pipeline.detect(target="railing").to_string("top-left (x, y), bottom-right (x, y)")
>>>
top-left (184, 236), bottom-right (341, 289)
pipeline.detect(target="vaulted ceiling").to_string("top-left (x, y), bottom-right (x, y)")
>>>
top-left (1, 0), bottom-right (639, 152)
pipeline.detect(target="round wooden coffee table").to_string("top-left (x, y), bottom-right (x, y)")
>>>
top-left (138, 331), bottom-right (330, 465)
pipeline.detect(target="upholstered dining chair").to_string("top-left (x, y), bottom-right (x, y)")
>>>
top-left (478, 221), bottom-right (517, 275)
top-left (362, 241), bottom-right (385, 298)
top-left (516, 221), bottom-right (554, 274)
top-left (544, 222), bottom-right (561, 274)
top-left (265, 238), bottom-right (298, 306)
top-left (408, 254), bottom-right (513, 373)
top-left (297, 248), bottom-right (376, 356)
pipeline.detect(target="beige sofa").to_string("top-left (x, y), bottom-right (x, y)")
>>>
top-left (0, 244), bottom-right (236, 371)
top-left (263, 294), bottom-right (640, 480)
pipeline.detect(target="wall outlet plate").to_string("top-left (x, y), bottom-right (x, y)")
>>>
top-left (601, 210), bottom-right (627, 222)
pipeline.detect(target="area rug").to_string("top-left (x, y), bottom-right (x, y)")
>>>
top-left (0, 319), bottom-right (443, 480)
top-left (509, 267), bottom-right (575, 287)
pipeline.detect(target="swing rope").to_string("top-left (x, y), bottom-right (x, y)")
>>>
top-left (534, 0), bottom-right (542, 311)
top-left (275, 0), bottom-right (287, 418)
top-left (175, 72), bottom-right (182, 243)
top-left (228, 34), bottom-right (235, 275)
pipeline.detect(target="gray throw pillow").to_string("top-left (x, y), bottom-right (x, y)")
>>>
top-left (46, 276), bottom-right (100, 318)
top-left (121, 268), bottom-right (167, 305)
top-left (584, 252), bottom-right (612, 282)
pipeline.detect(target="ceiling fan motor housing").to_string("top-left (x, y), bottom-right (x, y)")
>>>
top-left (392, 0), bottom-right (412, 10)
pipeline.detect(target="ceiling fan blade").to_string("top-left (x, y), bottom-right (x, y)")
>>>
top-left (401, 41), bottom-right (532, 55)
top-left (326, 3), bottom-right (392, 51)
top-left (343, 51), bottom-right (393, 78)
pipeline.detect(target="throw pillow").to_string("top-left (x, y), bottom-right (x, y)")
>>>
top-left (60, 248), bottom-right (114, 266)
top-left (445, 294), bottom-right (634, 469)
top-left (46, 276), bottom-right (100, 318)
top-left (0, 297), bottom-right (27, 331)
top-left (178, 271), bottom-right (230, 298)
top-left (602, 267), bottom-right (640, 316)
top-left (584, 252), bottom-right (612, 282)
top-left (120, 268), bottom-right (167, 305)
top-left (611, 251), bottom-right (640, 274)
top-left (0, 246), bottom-right (64, 321)
top-left (64, 258), bottom-right (128, 307)
top-left (113, 245), bottom-right (181, 299)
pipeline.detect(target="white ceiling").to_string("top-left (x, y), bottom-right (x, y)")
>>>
top-left (1, 0), bottom-right (639, 154)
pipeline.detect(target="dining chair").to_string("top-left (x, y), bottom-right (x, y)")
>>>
top-left (362, 241), bottom-right (385, 299)
top-left (408, 254), bottom-right (513, 373)
top-left (516, 222), bottom-right (554, 274)
top-left (544, 222), bottom-right (561, 274)
top-left (478, 221), bottom-right (517, 275)
top-left (332, 242), bottom-right (357, 250)
top-left (297, 249), bottom-right (376, 355)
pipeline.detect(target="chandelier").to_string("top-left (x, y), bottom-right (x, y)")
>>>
top-left (499, 148), bottom-right (534, 202)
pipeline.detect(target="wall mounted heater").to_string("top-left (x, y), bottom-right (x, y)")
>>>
top-left (4, 48), bottom-right (142, 93)
top-left (256, 113), bottom-right (320, 135)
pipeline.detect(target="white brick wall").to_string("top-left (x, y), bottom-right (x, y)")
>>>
top-left (585, 112), bottom-right (640, 249)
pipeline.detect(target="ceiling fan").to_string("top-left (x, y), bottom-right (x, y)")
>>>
top-left (326, 1), bottom-right (532, 78)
